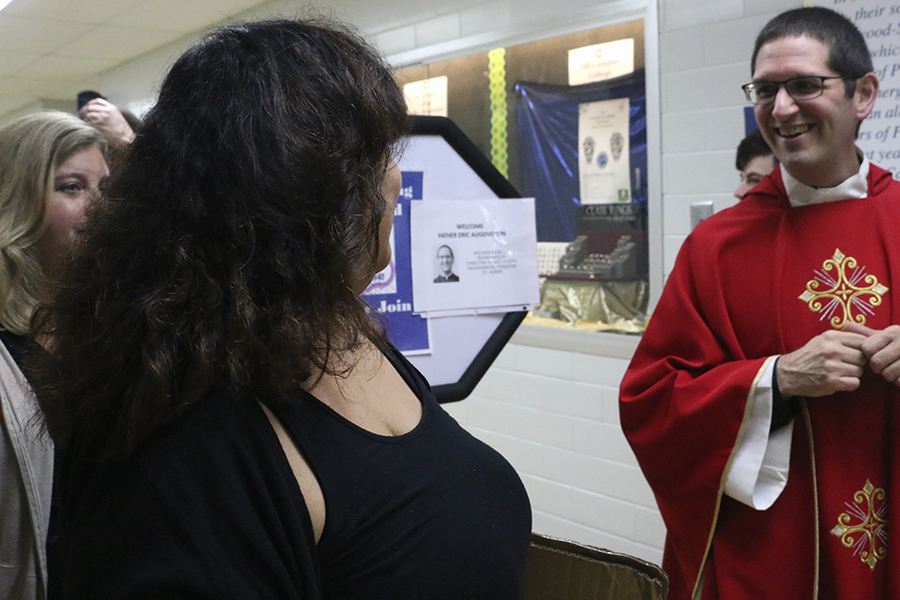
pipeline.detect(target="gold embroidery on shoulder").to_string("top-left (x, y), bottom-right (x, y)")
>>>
top-left (798, 249), bottom-right (889, 328)
top-left (830, 480), bottom-right (888, 571)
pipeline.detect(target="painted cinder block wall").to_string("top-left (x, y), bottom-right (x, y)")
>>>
top-left (658, 0), bottom-right (793, 278)
top-left (92, 0), bottom-right (803, 567)
top-left (445, 337), bottom-right (663, 562)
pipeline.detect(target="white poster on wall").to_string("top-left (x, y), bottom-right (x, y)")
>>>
top-left (568, 39), bottom-right (635, 86)
top-left (578, 97), bottom-right (631, 203)
top-left (814, 0), bottom-right (900, 177)
top-left (409, 198), bottom-right (539, 316)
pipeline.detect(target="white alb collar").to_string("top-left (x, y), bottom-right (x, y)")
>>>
top-left (782, 153), bottom-right (869, 207)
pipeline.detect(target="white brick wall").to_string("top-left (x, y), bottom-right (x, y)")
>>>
top-left (444, 335), bottom-right (665, 564)
top-left (658, 3), bottom-right (796, 278)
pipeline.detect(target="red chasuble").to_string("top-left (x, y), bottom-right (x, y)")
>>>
top-left (621, 164), bottom-right (900, 600)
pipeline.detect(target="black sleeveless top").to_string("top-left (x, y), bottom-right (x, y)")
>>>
top-left (263, 345), bottom-right (532, 599)
top-left (49, 345), bottom-right (531, 599)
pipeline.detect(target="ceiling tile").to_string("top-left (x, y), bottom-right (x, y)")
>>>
top-left (1, 0), bottom-right (143, 24)
top-left (0, 14), bottom-right (96, 53)
top-left (0, 51), bottom-right (40, 77)
top-left (15, 54), bottom-right (120, 81)
top-left (52, 24), bottom-right (182, 59)
top-left (0, 0), bottom-right (278, 121)
top-left (111, 0), bottom-right (268, 33)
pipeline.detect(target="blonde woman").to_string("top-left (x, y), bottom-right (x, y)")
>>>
top-left (0, 112), bottom-right (106, 600)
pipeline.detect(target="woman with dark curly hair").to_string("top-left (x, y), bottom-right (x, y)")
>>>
top-left (0, 111), bottom-right (107, 600)
top-left (31, 19), bottom-right (531, 599)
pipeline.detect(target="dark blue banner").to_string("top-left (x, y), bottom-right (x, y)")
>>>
top-left (515, 70), bottom-right (647, 242)
top-left (363, 171), bottom-right (430, 354)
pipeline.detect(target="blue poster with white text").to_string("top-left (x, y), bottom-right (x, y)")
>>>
top-left (362, 171), bottom-right (430, 354)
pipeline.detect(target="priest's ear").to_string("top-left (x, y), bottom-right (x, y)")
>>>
top-left (854, 72), bottom-right (878, 122)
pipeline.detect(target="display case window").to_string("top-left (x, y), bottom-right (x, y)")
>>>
top-left (395, 20), bottom-right (648, 334)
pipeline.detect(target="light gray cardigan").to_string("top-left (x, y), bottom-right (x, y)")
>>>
top-left (0, 340), bottom-right (53, 600)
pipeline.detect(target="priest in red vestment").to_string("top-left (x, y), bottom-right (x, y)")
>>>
top-left (621, 7), bottom-right (900, 599)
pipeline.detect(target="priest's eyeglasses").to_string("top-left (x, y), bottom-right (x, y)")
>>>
top-left (742, 76), bottom-right (849, 105)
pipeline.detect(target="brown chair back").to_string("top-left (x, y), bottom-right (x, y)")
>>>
top-left (526, 533), bottom-right (668, 600)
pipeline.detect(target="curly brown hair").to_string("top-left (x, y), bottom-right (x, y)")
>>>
top-left (29, 18), bottom-right (410, 459)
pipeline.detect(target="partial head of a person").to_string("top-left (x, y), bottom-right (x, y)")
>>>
top-left (437, 245), bottom-right (454, 276)
top-left (746, 7), bottom-right (877, 188)
top-left (32, 19), bottom-right (410, 454)
top-left (0, 111), bottom-right (106, 334)
top-left (122, 18), bottom-right (409, 290)
top-left (83, 19), bottom-right (407, 387)
top-left (734, 130), bottom-right (776, 199)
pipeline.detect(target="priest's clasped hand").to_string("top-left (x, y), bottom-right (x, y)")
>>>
top-left (843, 322), bottom-right (900, 387)
top-left (776, 328), bottom-right (868, 398)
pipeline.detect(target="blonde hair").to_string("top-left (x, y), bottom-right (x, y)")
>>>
top-left (0, 111), bottom-right (106, 334)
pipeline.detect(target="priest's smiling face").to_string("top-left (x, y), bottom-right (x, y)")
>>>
top-left (752, 35), bottom-right (877, 188)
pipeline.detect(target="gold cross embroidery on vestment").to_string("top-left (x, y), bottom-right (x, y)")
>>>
top-left (830, 480), bottom-right (888, 571)
top-left (798, 249), bottom-right (889, 329)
